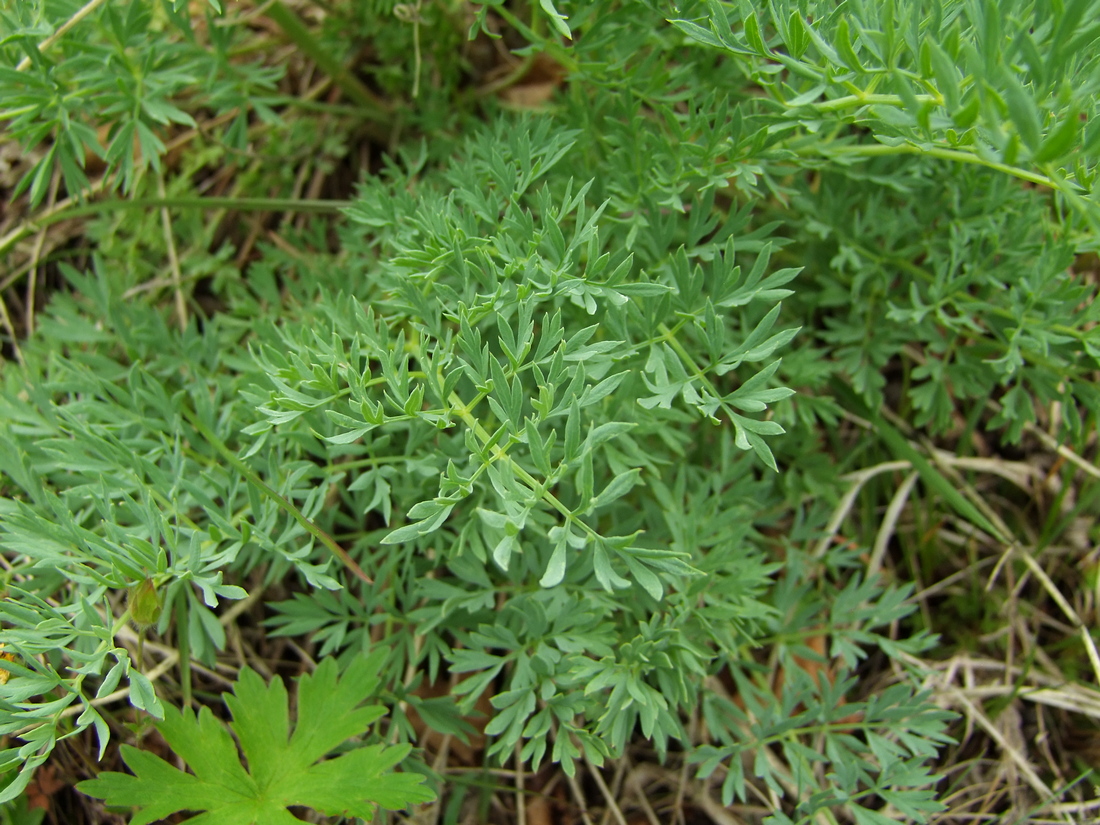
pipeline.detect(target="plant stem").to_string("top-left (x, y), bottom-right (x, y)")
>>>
top-left (179, 404), bottom-right (374, 585)
top-left (176, 595), bottom-right (192, 708)
top-left (156, 172), bottom-right (188, 332)
top-left (798, 140), bottom-right (1070, 193)
top-left (0, 196), bottom-right (351, 259)
top-left (265, 0), bottom-right (393, 116)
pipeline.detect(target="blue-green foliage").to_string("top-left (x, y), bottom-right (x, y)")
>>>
top-left (3, 0), bottom-right (1099, 822)
top-left (0, 0), bottom-right (281, 203)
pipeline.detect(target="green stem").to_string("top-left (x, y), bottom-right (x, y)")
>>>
top-left (657, 322), bottom-right (745, 426)
top-left (799, 141), bottom-right (1066, 192)
top-left (492, 4), bottom-right (579, 73)
top-left (0, 196), bottom-right (352, 259)
top-left (326, 454), bottom-right (409, 473)
top-left (67, 195), bottom-right (351, 217)
top-left (805, 92), bottom-right (942, 112)
top-left (179, 404), bottom-right (374, 585)
top-left (47, 609), bottom-right (132, 731)
top-left (478, 0), bottom-right (543, 96)
top-left (176, 594), bottom-right (192, 708)
top-left (256, 95), bottom-right (366, 116)
top-left (446, 390), bottom-right (598, 542)
top-left (265, 1), bottom-right (393, 116)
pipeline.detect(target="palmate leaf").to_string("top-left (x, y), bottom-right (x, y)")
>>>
top-left (77, 652), bottom-right (434, 825)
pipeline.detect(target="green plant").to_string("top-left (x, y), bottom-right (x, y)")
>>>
top-left (0, 794), bottom-right (43, 825)
top-left (1, 0), bottom-right (1099, 823)
top-left (0, 0), bottom-right (284, 205)
top-left (667, 0), bottom-right (1100, 450)
top-left (77, 651), bottom-right (433, 824)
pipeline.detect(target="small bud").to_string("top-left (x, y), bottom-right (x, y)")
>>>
top-left (129, 578), bottom-right (163, 629)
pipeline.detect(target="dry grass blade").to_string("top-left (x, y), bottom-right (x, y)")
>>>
top-left (815, 459), bottom-right (911, 557)
top-left (1010, 550), bottom-right (1100, 688)
top-left (156, 171), bottom-right (188, 332)
top-left (868, 469), bottom-right (919, 577)
top-left (565, 766), bottom-right (596, 825)
top-left (583, 755), bottom-right (627, 825)
top-left (945, 688), bottom-right (1054, 801)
